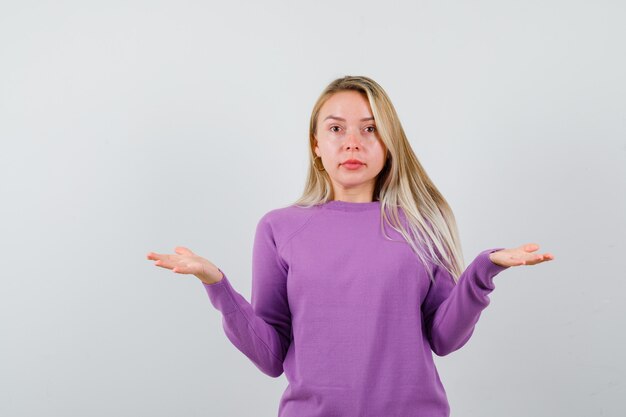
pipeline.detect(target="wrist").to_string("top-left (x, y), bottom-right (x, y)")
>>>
top-left (487, 248), bottom-right (508, 268)
top-left (197, 267), bottom-right (224, 285)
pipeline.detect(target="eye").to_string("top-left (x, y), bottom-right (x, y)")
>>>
top-left (330, 125), bottom-right (341, 133)
top-left (365, 126), bottom-right (376, 133)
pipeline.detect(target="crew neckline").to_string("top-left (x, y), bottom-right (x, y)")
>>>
top-left (320, 199), bottom-right (381, 212)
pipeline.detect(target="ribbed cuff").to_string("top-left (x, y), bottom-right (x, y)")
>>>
top-left (202, 268), bottom-right (238, 315)
top-left (471, 248), bottom-right (510, 290)
top-left (478, 248), bottom-right (510, 273)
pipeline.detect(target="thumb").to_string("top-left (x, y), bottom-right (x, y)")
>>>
top-left (521, 243), bottom-right (539, 252)
top-left (174, 246), bottom-right (195, 256)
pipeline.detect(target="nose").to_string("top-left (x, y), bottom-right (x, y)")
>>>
top-left (344, 129), bottom-right (362, 150)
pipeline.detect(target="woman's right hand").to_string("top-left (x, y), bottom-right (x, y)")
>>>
top-left (146, 246), bottom-right (224, 285)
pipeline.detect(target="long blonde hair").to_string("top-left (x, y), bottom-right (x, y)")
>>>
top-left (292, 75), bottom-right (465, 284)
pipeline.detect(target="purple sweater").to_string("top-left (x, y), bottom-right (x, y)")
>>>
top-left (203, 200), bottom-right (509, 417)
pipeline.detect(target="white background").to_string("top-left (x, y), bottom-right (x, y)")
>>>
top-left (1, 1), bottom-right (624, 416)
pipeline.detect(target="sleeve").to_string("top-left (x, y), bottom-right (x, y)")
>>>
top-left (202, 214), bottom-right (292, 377)
top-left (421, 247), bottom-right (510, 357)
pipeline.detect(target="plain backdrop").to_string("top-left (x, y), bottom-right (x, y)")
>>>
top-left (1, 1), bottom-right (624, 416)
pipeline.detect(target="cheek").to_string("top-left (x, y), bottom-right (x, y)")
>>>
top-left (318, 139), bottom-right (340, 153)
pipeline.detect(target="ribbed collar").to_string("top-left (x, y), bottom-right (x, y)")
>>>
top-left (319, 200), bottom-right (381, 212)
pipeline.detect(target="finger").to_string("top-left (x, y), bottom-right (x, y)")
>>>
top-left (522, 243), bottom-right (540, 253)
top-left (172, 265), bottom-right (190, 273)
top-left (154, 260), bottom-right (172, 270)
top-left (524, 253), bottom-right (545, 265)
top-left (156, 258), bottom-right (190, 271)
top-left (154, 254), bottom-right (181, 267)
top-left (148, 252), bottom-right (177, 261)
top-left (147, 252), bottom-right (163, 261)
top-left (535, 253), bottom-right (554, 263)
top-left (175, 246), bottom-right (195, 256)
top-left (173, 263), bottom-right (197, 274)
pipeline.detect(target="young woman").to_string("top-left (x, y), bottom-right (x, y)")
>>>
top-left (147, 75), bottom-right (554, 417)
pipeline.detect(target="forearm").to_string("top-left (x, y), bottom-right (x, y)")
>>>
top-left (427, 248), bottom-right (509, 356)
top-left (203, 269), bottom-right (288, 377)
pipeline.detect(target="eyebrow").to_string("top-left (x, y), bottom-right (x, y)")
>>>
top-left (323, 115), bottom-right (375, 122)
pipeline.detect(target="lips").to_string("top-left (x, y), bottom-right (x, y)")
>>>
top-left (341, 159), bottom-right (365, 170)
top-left (342, 159), bottom-right (364, 165)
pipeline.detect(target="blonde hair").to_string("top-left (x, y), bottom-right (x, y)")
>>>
top-left (292, 75), bottom-right (465, 284)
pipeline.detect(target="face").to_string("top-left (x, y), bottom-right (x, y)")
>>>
top-left (314, 90), bottom-right (387, 200)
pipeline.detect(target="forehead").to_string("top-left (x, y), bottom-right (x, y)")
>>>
top-left (319, 91), bottom-right (373, 120)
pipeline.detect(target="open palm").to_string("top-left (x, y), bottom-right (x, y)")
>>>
top-left (146, 246), bottom-right (223, 284)
top-left (489, 243), bottom-right (555, 267)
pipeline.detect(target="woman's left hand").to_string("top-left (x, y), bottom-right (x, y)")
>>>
top-left (489, 243), bottom-right (555, 267)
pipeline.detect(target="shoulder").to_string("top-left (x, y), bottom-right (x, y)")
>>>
top-left (256, 203), bottom-right (320, 246)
